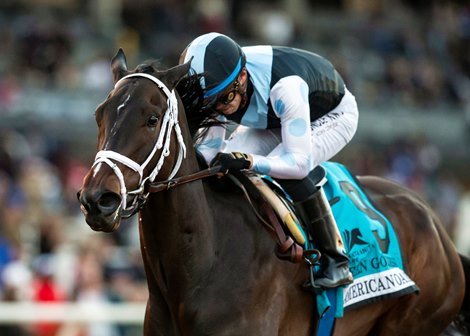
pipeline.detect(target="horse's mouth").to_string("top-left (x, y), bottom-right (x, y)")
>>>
top-left (85, 215), bottom-right (121, 232)
top-left (77, 189), bottom-right (123, 232)
top-left (81, 205), bottom-right (122, 232)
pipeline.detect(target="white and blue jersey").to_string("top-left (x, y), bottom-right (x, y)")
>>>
top-left (196, 45), bottom-right (358, 180)
top-left (230, 45), bottom-right (345, 129)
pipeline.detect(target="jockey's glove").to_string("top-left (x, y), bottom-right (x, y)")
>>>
top-left (211, 152), bottom-right (252, 174)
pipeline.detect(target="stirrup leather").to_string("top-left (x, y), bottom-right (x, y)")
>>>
top-left (248, 175), bottom-right (306, 246)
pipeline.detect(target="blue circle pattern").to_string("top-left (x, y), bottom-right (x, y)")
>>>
top-left (274, 99), bottom-right (286, 117)
top-left (199, 138), bottom-right (223, 149)
top-left (254, 160), bottom-right (271, 175)
top-left (288, 118), bottom-right (307, 137)
top-left (281, 152), bottom-right (296, 166)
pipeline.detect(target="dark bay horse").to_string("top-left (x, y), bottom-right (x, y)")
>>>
top-left (77, 49), bottom-right (468, 335)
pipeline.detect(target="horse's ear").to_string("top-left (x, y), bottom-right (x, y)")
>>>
top-left (160, 61), bottom-right (192, 91)
top-left (111, 48), bottom-right (129, 83)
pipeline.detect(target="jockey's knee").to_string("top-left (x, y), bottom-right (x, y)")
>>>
top-left (275, 166), bottom-right (326, 202)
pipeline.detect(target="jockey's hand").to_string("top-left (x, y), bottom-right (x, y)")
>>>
top-left (211, 152), bottom-right (252, 174)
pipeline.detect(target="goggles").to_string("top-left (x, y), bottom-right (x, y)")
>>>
top-left (200, 55), bottom-right (244, 111)
top-left (202, 80), bottom-right (242, 110)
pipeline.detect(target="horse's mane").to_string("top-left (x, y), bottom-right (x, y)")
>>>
top-left (171, 66), bottom-right (227, 141)
top-left (135, 60), bottom-right (161, 75)
top-left (132, 60), bottom-right (227, 143)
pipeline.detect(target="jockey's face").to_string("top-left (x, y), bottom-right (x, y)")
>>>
top-left (215, 68), bottom-right (247, 116)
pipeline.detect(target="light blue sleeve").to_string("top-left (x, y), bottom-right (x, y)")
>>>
top-left (195, 115), bottom-right (228, 165)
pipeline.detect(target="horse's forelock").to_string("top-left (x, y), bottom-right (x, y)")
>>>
top-left (135, 60), bottom-right (161, 74)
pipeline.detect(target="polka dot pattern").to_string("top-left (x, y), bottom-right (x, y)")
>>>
top-left (199, 138), bottom-right (223, 149)
top-left (254, 160), bottom-right (271, 175)
top-left (288, 118), bottom-right (307, 137)
top-left (274, 99), bottom-right (286, 117)
top-left (281, 152), bottom-right (296, 166)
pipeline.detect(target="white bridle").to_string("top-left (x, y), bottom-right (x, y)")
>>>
top-left (91, 73), bottom-right (186, 216)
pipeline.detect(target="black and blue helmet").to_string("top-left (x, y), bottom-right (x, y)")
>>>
top-left (180, 32), bottom-right (246, 108)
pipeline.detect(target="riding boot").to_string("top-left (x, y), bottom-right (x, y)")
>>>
top-left (295, 187), bottom-right (353, 288)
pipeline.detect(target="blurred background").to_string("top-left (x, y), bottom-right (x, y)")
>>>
top-left (0, 0), bottom-right (469, 335)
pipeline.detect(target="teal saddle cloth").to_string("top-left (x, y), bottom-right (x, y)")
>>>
top-left (266, 161), bottom-right (420, 333)
top-left (304, 162), bottom-right (420, 335)
top-left (321, 161), bottom-right (419, 311)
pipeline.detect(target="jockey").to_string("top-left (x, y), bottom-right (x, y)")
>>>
top-left (177, 32), bottom-right (357, 288)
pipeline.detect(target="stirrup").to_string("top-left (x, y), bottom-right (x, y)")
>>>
top-left (302, 249), bottom-right (321, 291)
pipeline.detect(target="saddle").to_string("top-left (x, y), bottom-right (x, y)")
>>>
top-left (228, 167), bottom-right (327, 265)
top-left (247, 175), bottom-right (306, 245)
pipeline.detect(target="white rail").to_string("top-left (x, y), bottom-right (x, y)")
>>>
top-left (0, 302), bottom-right (146, 324)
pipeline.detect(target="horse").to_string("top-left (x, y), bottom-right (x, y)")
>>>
top-left (77, 49), bottom-right (468, 335)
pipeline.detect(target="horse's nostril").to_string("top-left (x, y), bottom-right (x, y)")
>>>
top-left (78, 190), bottom-right (92, 213)
top-left (97, 192), bottom-right (121, 215)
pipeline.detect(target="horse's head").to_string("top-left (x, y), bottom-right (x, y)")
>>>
top-left (78, 49), bottom-right (191, 232)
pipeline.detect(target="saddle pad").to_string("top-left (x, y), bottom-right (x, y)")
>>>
top-left (321, 162), bottom-right (419, 310)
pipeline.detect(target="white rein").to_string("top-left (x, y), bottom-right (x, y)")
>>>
top-left (91, 73), bottom-right (186, 215)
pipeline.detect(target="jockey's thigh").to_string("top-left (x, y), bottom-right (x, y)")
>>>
top-left (308, 87), bottom-right (358, 167)
top-left (262, 87), bottom-right (358, 167)
top-left (225, 125), bottom-right (282, 155)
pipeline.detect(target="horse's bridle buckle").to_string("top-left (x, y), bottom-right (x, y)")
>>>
top-left (166, 181), bottom-right (177, 189)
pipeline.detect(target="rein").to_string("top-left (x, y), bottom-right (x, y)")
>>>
top-left (146, 166), bottom-right (221, 193)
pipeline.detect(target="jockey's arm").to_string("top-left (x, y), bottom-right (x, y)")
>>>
top-left (250, 76), bottom-right (313, 179)
top-left (195, 115), bottom-right (228, 165)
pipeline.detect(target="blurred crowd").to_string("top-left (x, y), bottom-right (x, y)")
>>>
top-left (0, 0), bottom-right (469, 335)
top-left (0, 130), bottom-right (146, 336)
top-left (336, 2), bottom-right (470, 110)
top-left (0, 1), bottom-right (469, 109)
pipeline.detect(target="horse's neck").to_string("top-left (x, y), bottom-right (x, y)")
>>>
top-left (138, 153), bottom-right (307, 329)
top-left (139, 155), bottom-right (216, 276)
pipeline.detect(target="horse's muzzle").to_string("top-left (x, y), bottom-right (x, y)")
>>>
top-left (77, 188), bottom-right (122, 232)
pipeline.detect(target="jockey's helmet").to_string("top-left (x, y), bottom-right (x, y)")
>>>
top-left (179, 32), bottom-right (246, 109)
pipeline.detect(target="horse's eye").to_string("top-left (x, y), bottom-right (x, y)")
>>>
top-left (147, 115), bottom-right (158, 127)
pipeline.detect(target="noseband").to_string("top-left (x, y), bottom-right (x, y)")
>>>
top-left (92, 73), bottom-right (186, 217)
